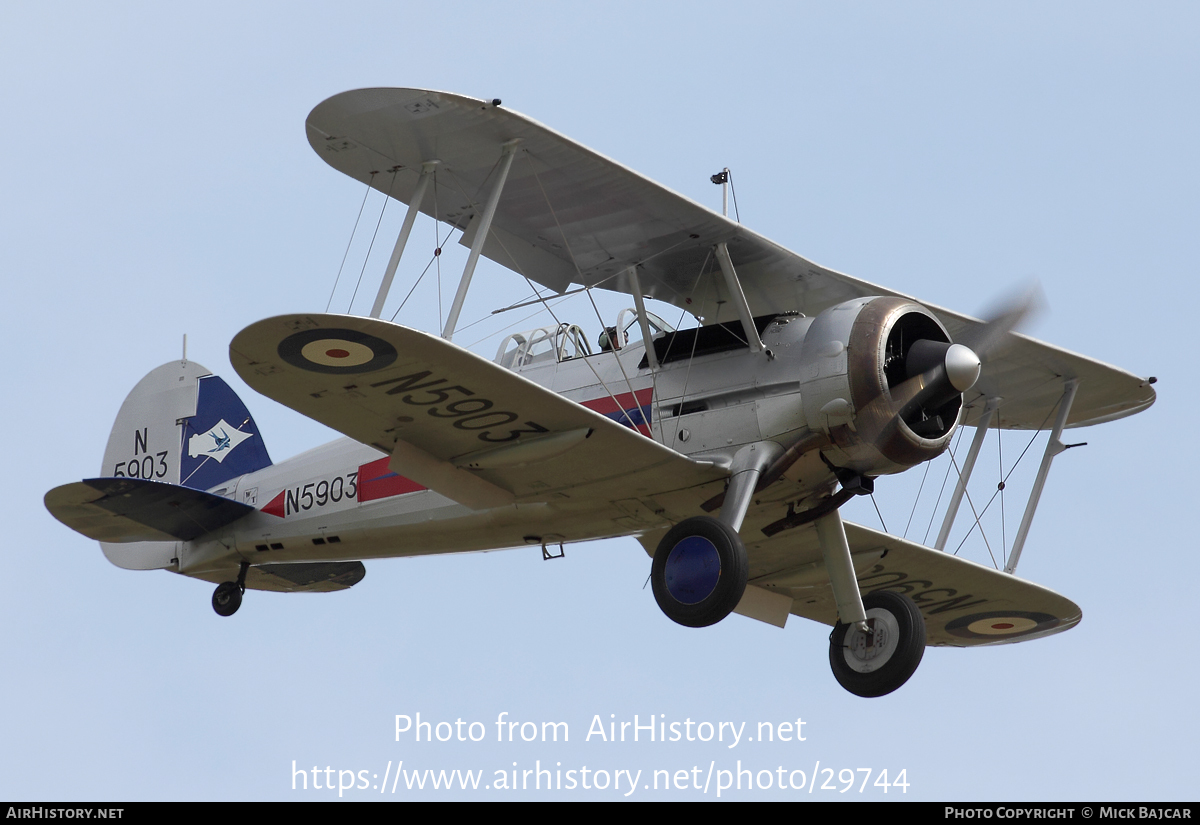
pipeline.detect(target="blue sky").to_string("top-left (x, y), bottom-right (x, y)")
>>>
top-left (2, 2), bottom-right (1196, 800)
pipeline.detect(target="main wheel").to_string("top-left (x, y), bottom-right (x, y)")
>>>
top-left (651, 516), bottom-right (748, 628)
top-left (829, 590), bottom-right (926, 697)
top-left (212, 581), bottom-right (243, 617)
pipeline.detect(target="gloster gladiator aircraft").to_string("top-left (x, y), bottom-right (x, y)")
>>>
top-left (45, 88), bottom-right (1156, 697)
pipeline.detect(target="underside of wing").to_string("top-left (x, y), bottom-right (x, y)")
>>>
top-left (306, 88), bottom-right (1154, 429)
top-left (742, 521), bottom-right (1080, 647)
top-left (935, 312), bottom-right (1155, 430)
top-left (230, 313), bottom-right (726, 510)
top-left (307, 88), bottom-right (888, 329)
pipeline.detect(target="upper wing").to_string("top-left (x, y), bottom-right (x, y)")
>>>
top-left (307, 88), bottom-right (878, 327)
top-left (230, 314), bottom-right (725, 510)
top-left (306, 88), bottom-right (1154, 429)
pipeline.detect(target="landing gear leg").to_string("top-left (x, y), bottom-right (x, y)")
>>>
top-left (814, 510), bottom-right (927, 696)
top-left (212, 561), bottom-right (249, 617)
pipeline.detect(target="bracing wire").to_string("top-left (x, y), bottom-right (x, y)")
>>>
top-left (997, 415), bottom-right (1007, 557)
top-left (348, 170), bottom-right (396, 314)
top-left (326, 172), bottom-right (376, 312)
top-left (951, 401), bottom-right (1060, 564)
top-left (922, 428), bottom-right (962, 546)
top-left (870, 494), bottom-right (888, 533)
top-left (388, 220), bottom-right (458, 325)
top-left (903, 459), bottom-right (933, 540)
top-left (434, 157), bottom-right (650, 429)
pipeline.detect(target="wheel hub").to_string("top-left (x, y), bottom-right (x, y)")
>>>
top-left (842, 608), bottom-right (900, 673)
top-left (663, 536), bottom-right (721, 604)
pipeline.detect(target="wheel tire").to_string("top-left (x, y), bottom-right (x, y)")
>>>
top-left (212, 581), bottom-right (243, 617)
top-left (651, 515), bottom-right (748, 628)
top-left (829, 590), bottom-right (926, 697)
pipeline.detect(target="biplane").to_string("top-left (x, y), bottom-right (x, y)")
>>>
top-left (44, 88), bottom-right (1156, 697)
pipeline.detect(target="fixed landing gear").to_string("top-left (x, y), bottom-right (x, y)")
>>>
top-left (211, 561), bottom-right (249, 617)
top-left (829, 591), bottom-right (926, 697)
top-left (651, 516), bottom-right (748, 628)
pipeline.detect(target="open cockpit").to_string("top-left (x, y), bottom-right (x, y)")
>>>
top-left (494, 309), bottom-right (674, 370)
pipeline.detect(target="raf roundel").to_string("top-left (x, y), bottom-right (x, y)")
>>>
top-left (945, 611), bottom-right (1061, 641)
top-left (278, 328), bottom-right (398, 375)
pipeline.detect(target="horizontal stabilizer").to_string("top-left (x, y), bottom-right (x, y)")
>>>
top-left (188, 561), bottom-right (366, 592)
top-left (245, 561), bottom-right (366, 593)
top-left (45, 478), bottom-right (254, 543)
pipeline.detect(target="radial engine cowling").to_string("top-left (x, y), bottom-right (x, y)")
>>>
top-left (797, 296), bottom-right (980, 478)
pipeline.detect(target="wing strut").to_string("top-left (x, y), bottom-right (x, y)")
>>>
top-left (1004, 378), bottom-right (1080, 574)
top-left (370, 160), bottom-right (440, 319)
top-left (443, 140), bottom-right (520, 340)
top-left (714, 243), bottom-right (767, 355)
top-left (626, 266), bottom-right (660, 370)
top-left (934, 397), bottom-right (1000, 550)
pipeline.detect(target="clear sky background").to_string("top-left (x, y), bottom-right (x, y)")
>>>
top-left (2, 2), bottom-right (1195, 801)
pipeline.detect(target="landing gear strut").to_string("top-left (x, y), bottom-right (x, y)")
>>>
top-left (829, 590), bottom-right (926, 697)
top-left (212, 561), bottom-right (249, 617)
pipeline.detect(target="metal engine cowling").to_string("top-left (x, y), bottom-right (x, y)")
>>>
top-left (798, 296), bottom-right (965, 477)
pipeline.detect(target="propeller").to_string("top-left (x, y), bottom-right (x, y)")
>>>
top-left (753, 288), bottom-right (1040, 502)
top-left (955, 285), bottom-right (1043, 363)
top-left (864, 287), bottom-right (1040, 445)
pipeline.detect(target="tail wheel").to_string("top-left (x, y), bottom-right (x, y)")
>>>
top-left (651, 516), bottom-right (748, 628)
top-left (829, 590), bottom-right (926, 697)
top-left (212, 581), bottom-right (243, 617)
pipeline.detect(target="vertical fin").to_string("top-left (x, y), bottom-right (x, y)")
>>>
top-left (178, 375), bottom-right (272, 491)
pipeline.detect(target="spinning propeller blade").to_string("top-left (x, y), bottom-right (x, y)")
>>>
top-left (956, 284), bottom-right (1042, 362)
